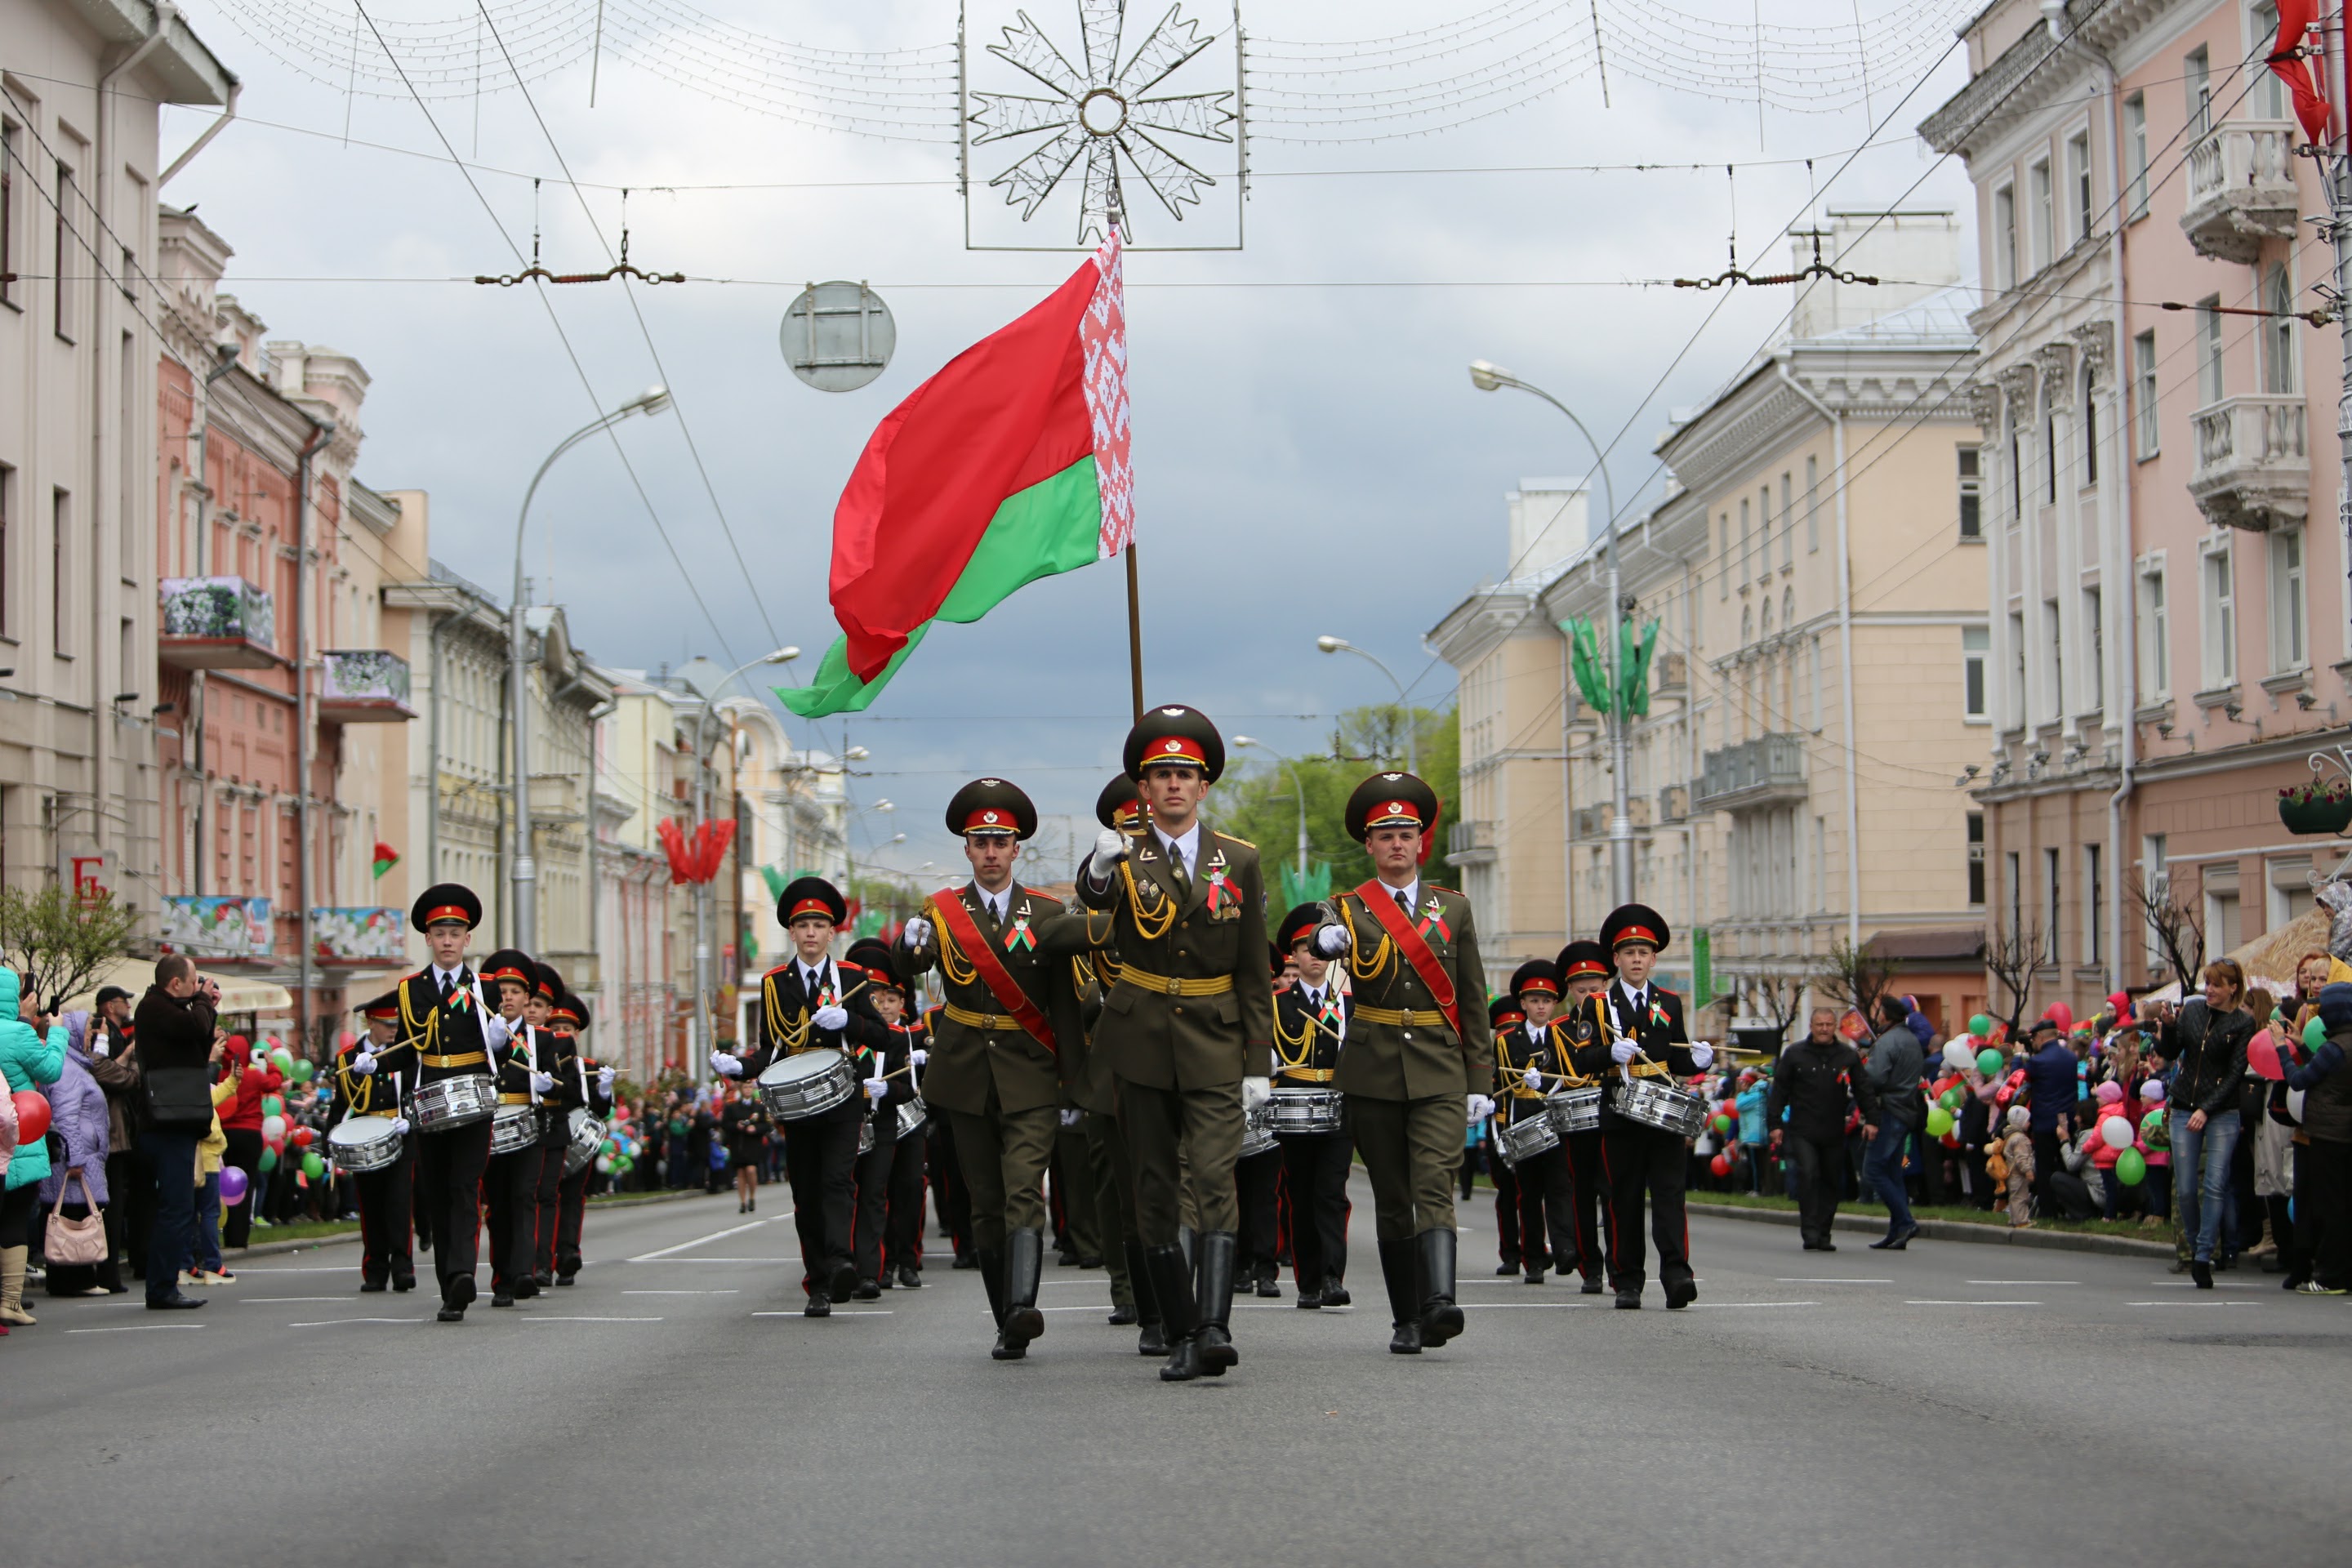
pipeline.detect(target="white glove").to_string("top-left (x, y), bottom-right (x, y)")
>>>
top-left (1094, 827), bottom-right (1129, 866)
top-left (710, 1050), bottom-right (742, 1079)
top-left (353, 1051), bottom-right (376, 1076)
top-left (1312, 923), bottom-right (1351, 959)
top-left (910, 1048), bottom-right (929, 1068)
top-left (1522, 1065), bottom-right (1544, 1091)
top-left (530, 1071), bottom-right (556, 1094)
top-left (813, 1004), bottom-right (850, 1032)
top-left (1610, 1038), bottom-right (1640, 1065)
top-left (903, 915), bottom-right (933, 949)
top-left (1241, 1076), bottom-right (1272, 1112)
top-left (598, 1067), bottom-right (616, 1093)
top-left (864, 1076), bottom-right (889, 1102)
top-left (1467, 1094), bottom-right (1496, 1124)
top-left (390, 1117), bottom-right (412, 1137)
top-left (1688, 1041), bottom-right (1715, 1071)
top-left (1060, 1107), bottom-right (1083, 1127)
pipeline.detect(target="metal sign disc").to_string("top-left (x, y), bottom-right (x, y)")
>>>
top-left (781, 281), bottom-right (895, 392)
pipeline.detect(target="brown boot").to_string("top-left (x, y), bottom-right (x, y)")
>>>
top-left (0, 1245), bottom-right (36, 1325)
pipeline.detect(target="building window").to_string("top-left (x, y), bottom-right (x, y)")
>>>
top-left (1804, 456), bottom-right (1820, 552)
top-left (2186, 46), bottom-right (2212, 139)
top-left (2263, 264), bottom-right (2296, 394)
top-left (1808, 635), bottom-right (1822, 728)
top-left (2138, 558), bottom-right (2169, 700)
top-left (2085, 586), bottom-right (2104, 711)
top-left (1957, 445), bottom-right (1981, 537)
top-left (51, 488), bottom-right (69, 654)
top-left (2029, 158), bottom-right (2053, 274)
top-left (2134, 331), bottom-right (2159, 456)
top-left (0, 121), bottom-right (15, 309)
top-left (1719, 514), bottom-right (1730, 599)
top-left (2270, 527), bottom-right (2307, 671)
top-left (2124, 93), bottom-right (2149, 218)
top-left (2045, 406), bottom-right (2059, 503)
top-left (1967, 813), bottom-right (1986, 906)
top-left (0, 462), bottom-right (10, 638)
top-left (2082, 370), bottom-right (2098, 487)
top-left (52, 160), bottom-right (73, 341)
top-left (2008, 420), bottom-right (2022, 519)
top-left (2007, 849), bottom-right (2023, 938)
top-left (2198, 296), bottom-right (2225, 405)
top-left (2255, 3), bottom-right (2288, 118)
top-left (2202, 540), bottom-right (2236, 688)
top-left (2067, 131), bottom-right (2092, 246)
top-left (1740, 496), bottom-right (1752, 583)
top-left (1962, 626), bottom-right (1989, 719)
top-left (2008, 610), bottom-right (2027, 728)
top-left (2045, 597), bottom-right (2064, 715)
top-left (2084, 843), bottom-right (2104, 965)
top-left (1741, 604), bottom-right (1753, 648)
top-left (1778, 473), bottom-right (1793, 568)
top-left (2046, 847), bottom-right (2063, 965)
top-left (1993, 182), bottom-right (2017, 291)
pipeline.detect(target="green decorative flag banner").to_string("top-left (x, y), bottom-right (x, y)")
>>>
top-left (759, 865), bottom-right (789, 901)
top-left (1560, 617), bottom-right (1661, 717)
top-left (1278, 861), bottom-right (1334, 911)
top-left (1620, 618), bottom-right (1659, 717)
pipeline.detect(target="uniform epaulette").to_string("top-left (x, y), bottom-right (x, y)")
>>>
top-left (837, 959), bottom-right (867, 977)
top-left (1654, 983), bottom-right (1679, 998)
top-left (1424, 882), bottom-right (1461, 897)
top-left (1212, 830), bottom-right (1257, 850)
top-left (764, 961), bottom-right (796, 978)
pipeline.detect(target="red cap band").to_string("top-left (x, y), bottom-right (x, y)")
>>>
top-left (1365, 798), bottom-right (1425, 828)
top-left (1613, 924), bottom-right (1659, 948)
top-left (1143, 736), bottom-right (1206, 768)
top-left (787, 898), bottom-right (835, 923)
top-left (424, 904), bottom-right (470, 926)
top-left (963, 808), bottom-right (1016, 834)
top-left (1563, 957), bottom-right (1609, 978)
top-left (1517, 977), bottom-right (1560, 996)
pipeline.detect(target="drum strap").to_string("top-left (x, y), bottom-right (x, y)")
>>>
top-left (1351, 881), bottom-right (1460, 1040)
top-left (928, 895), bottom-right (1057, 1056)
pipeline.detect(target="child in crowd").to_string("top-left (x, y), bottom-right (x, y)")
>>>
top-left (2001, 1106), bottom-right (2036, 1227)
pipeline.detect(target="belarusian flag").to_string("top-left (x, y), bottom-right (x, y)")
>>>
top-left (779, 233), bottom-right (1133, 717)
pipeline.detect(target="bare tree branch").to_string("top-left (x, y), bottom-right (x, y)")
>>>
top-left (1983, 919), bottom-right (2045, 1036)
top-left (1820, 938), bottom-right (1897, 1023)
top-left (2127, 870), bottom-right (2205, 992)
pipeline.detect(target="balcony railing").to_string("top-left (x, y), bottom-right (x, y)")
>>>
top-left (318, 649), bottom-right (416, 723)
top-left (1654, 652), bottom-right (1687, 693)
top-left (159, 577), bottom-right (276, 670)
top-left (1695, 733), bottom-right (1807, 809)
top-left (1446, 818), bottom-right (1495, 863)
top-left (1570, 798), bottom-right (1653, 840)
top-left (2180, 120), bottom-right (2301, 264)
top-left (310, 906), bottom-right (407, 964)
top-left (2189, 394), bottom-right (2309, 532)
top-left (161, 894), bottom-right (273, 957)
top-left (1658, 784), bottom-right (1690, 823)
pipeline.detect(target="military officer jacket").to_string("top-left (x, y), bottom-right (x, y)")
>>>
top-left (1325, 881), bottom-right (1494, 1102)
top-left (898, 881), bottom-right (1089, 1117)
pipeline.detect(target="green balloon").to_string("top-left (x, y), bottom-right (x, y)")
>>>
top-left (2305, 1017), bottom-right (2328, 1050)
top-left (259, 1147), bottom-right (278, 1174)
top-left (604, 1138), bottom-right (619, 1157)
top-left (301, 1151), bottom-right (325, 1180)
top-left (289, 1059), bottom-right (314, 1084)
top-left (1968, 1013), bottom-right (1994, 1037)
top-left (2115, 1147), bottom-right (2147, 1186)
top-left (2141, 1109), bottom-right (2167, 1137)
top-left (262, 1094), bottom-right (284, 1118)
top-left (1939, 1087), bottom-right (1963, 1111)
top-left (1925, 1107), bottom-right (1954, 1138)
top-left (1712, 1114), bottom-right (1733, 1135)
top-left (1976, 1048), bottom-right (2004, 1076)
top-left (271, 1049), bottom-right (295, 1072)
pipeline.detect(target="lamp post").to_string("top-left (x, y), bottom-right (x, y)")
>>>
top-left (1314, 635), bottom-right (1417, 775)
top-left (1233, 735), bottom-right (1310, 875)
top-left (1468, 359), bottom-right (1633, 906)
top-left (510, 384), bottom-right (670, 952)
top-left (685, 647), bottom-right (800, 1076)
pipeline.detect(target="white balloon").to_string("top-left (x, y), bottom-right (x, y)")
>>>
top-left (1942, 1040), bottom-right (1975, 1071)
top-left (2100, 1116), bottom-right (2134, 1151)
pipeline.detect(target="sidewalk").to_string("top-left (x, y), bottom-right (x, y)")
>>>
top-left (1689, 1200), bottom-right (2176, 1259)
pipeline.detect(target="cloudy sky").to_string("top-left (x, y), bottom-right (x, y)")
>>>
top-left (161, 0), bottom-right (1977, 875)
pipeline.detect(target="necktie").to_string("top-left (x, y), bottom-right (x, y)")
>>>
top-left (439, 971), bottom-right (454, 1004)
top-left (1169, 843), bottom-right (1191, 898)
top-left (1396, 889), bottom-right (1413, 920)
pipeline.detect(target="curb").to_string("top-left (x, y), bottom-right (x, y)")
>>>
top-left (223, 1187), bottom-right (717, 1260)
top-left (1687, 1201), bottom-right (2179, 1260)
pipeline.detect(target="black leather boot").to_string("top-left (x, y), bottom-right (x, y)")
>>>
top-left (1125, 1239), bottom-right (1167, 1356)
top-left (1322, 1272), bottom-right (1350, 1308)
top-left (996, 1227), bottom-right (1045, 1360)
top-left (1417, 1228), bottom-right (1463, 1348)
top-left (1193, 1231), bottom-right (1239, 1376)
top-left (1147, 1245), bottom-right (1201, 1381)
top-left (1378, 1237), bottom-right (1420, 1354)
top-left (978, 1248), bottom-right (1007, 1331)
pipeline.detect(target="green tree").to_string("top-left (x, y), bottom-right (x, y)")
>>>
top-left (1211, 702), bottom-right (1459, 907)
top-left (0, 884), bottom-right (139, 1013)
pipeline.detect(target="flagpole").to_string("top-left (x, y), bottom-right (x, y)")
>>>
top-left (1125, 541), bottom-right (1145, 723)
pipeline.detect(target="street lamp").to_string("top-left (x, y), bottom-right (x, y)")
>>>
top-left (1314, 635), bottom-right (1417, 774)
top-left (684, 646), bottom-right (799, 1076)
top-left (509, 384), bottom-right (671, 951)
top-left (1468, 358), bottom-right (1633, 906)
top-left (1234, 735), bottom-right (1311, 875)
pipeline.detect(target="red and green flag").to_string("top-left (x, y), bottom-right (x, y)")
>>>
top-left (780, 233), bottom-right (1134, 717)
top-left (371, 840), bottom-right (399, 880)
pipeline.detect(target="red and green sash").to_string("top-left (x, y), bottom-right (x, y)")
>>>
top-left (1353, 880), bottom-right (1461, 1040)
top-left (929, 891), bottom-right (1058, 1055)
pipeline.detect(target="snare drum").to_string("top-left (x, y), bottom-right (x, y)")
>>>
top-left (1268, 1086), bottom-right (1345, 1137)
top-left (1544, 1084), bottom-right (1606, 1137)
top-left (1239, 1099), bottom-right (1276, 1159)
top-left (327, 1115), bottom-right (405, 1174)
top-left (564, 1109), bottom-right (606, 1176)
top-left (755, 1049), bottom-right (858, 1121)
top-left (858, 1116), bottom-right (875, 1156)
top-left (1612, 1076), bottom-right (1710, 1138)
top-left (896, 1098), bottom-right (929, 1140)
top-left (410, 1074), bottom-right (496, 1134)
top-left (488, 1103), bottom-right (538, 1156)
top-left (1496, 1109), bottom-right (1561, 1167)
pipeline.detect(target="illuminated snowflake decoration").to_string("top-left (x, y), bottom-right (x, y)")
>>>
top-left (970, 2), bottom-right (1237, 246)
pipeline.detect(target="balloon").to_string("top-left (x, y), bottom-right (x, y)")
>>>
top-left (290, 1126), bottom-right (314, 1148)
top-left (219, 1165), bottom-right (249, 1204)
top-left (604, 1138), bottom-right (620, 1156)
top-left (1926, 1107), bottom-right (1954, 1138)
top-left (1940, 1087), bottom-right (1963, 1111)
top-left (1712, 1114), bottom-right (1733, 1135)
top-left (337, 1031), bottom-right (357, 1051)
top-left (1708, 1153), bottom-right (1731, 1178)
top-left (2142, 1080), bottom-right (2166, 1102)
top-left (262, 1094), bottom-right (284, 1118)
top-left (595, 1156), bottom-right (612, 1174)
top-left (261, 1114), bottom-right (286, 1142)
top-left (290, 1060), bottom-right (314, 1084)
top-left (2249, 1035), bottom-right (2283, 1082)
top-left (2115, 1148), bottom-right (2147, 1186)
top-left (11, 1089), bottom-right (53, 1144)
top-left (1995, 1087), bottom-right (2015, 1107)
top-left (271, 1049), bottom-right (295, 1073)
top-left (2046, 1002), bottom-right (2074, 1030)
top-left (2100, 1116), bottom-right (2133, 1151)
top-left (2141, 1109), bottom-right (2167, 1139)
top-left (2305, 1017), bottom-right (2329, 1050)
top-left (259, 1146), bottom-right (279, 1174)
top-left (1942, 1040), bottom-right (1974, 1071)
top-left (301, 1151), bottom-right (325, 1180)
top-left (1940, 1132), bottom-right (1962, 1149)
top-left (1977, 1048), bottom-right (2004, 1077)
top-left (1968, 1013), bottom-right (1993, 1037)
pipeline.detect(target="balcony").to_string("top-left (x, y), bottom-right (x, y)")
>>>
top-left (1695, 733), bottom-right (1807, 810)
top-left (310, 906), bottom-right (407, 966)
top-left (2180, 120), bottom-right (2301, 264)
top-left (318, 649), bottom-right (416, 724)
top-left (161, 895), bottom-right (273, 958)
top-left (1654, 652), bottom-right (1687, 693)
top-left (1446, 818), bottom-right (1495, 866)
top-left (1658, 784), bottom-right (1690, 823)
top-left (158, 577), bottom-right (276, 670)
top-left (2189, 394), bottom-right (2308, 532)
top-left (1571, 799), bottom-right (1652, 840)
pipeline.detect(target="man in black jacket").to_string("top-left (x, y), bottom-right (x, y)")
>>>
top-left (1769, 1008), bottom-right (1872, 1252)
top-left (130, 955), bottom-right (220, 1309)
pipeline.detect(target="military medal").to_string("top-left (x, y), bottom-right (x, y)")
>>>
top-left (1416, 900), bottom-right (1451, 942)
top-left (1005, 912), bottom-right (1036, 951)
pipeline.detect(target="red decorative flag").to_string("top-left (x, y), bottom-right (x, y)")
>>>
top-left (2270, 0), bottom-right (2332, 145)
top-left (371, 840), bottom-right (399, 880)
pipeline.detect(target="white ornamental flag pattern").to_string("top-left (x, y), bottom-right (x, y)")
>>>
top-left (1080, 228), bottom-right (1134, 559)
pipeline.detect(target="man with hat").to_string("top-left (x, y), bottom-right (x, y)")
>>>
top-left (1494, 959), bottom-right (1575, 1285)
top-left (844, 938), bottom-right (920, 1299)
top-left (1549, 938), bottom-right (1617, 1292)
top-left (1306, 772), bottom-right (1493, 1355)
top-left (1273, 902), bottom-right (1354, 1309)
top-left (1076, 708), bottom-right (1275, 1380)
top-left (898, 778), bottom-right (1089, 1359)
top-left (528, 964), bottom-right (586, 1287)
top-left (1485, 994), bottom-right (1527, 1276)
top-left (482, 948), bottom-right (558, 1307)
top-left (715, 875), bottom-right (890, 1316)
top-left (390, 883), bottom-right (515, 1322)
top-left (542, 991), bottom-right (612, 1285)
top-left (1566, 903), bottom-right (1710, 1309)
top-left (329, 989), bottom-right (419, 1293)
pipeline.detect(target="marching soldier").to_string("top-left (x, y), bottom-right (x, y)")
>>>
top-left (897, 778), bottom-right (1089, 1360)
top-left (482, 948), bottom-right (555, 1307)
top-left (1566, 904), bottom-right (1710, 1309)
top-left (1551, 938), bottom-right (1616, 1294)
top-left (1494, 959), bottom-right (1571, 1285)
top-left (528, 962), bottom-right (579, 1290)
top-left (1486, 993), bottom-right (1526, 1276)
top-left (844, 939), bottom-right (920, 1301)
top-left (329, 991), bottom-right (417, 1293)
top-left (1306, 773), bottom-right (1493, 1355)
top-left (394, 884), bottom-right (515, 1323)
top-left (714, 875), bottom-right (890, 1317)
top-left (547, 993), bottom-right (612, 1286)
top-left (1273, 903), bottom-right (1353, 1310)
top-left (1076, 706), bottom-right (1276, 1382)
top-left (875, 978), bottom-right (933, 1290)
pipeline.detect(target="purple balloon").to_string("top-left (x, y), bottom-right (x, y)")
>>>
top-left (219, 1165), bottom-right (249, 1205)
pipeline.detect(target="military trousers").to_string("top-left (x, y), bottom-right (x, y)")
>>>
top-left (947, 1087), bottom-right (1057, 1255)
top-left (1349, 1093), bottom-right (1462, 1241)
top-left (1116, 1077), bottom-right (1241, 1245)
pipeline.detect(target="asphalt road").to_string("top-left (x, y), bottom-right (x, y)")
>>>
top-left (4, 1174), bottom-right (2346, 1567)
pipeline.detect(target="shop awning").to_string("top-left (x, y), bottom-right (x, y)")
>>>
top-left (58, 956), bottom-right (295, 1017)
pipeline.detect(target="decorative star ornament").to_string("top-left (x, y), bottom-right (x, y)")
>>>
top-left (971, 0), bottom-right (1237, 245)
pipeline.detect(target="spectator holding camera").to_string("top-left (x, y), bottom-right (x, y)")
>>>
top-left (131, 956), bottom-right (221, 1311)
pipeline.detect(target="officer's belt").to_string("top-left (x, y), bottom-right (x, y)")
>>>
top-left (1352, 1004), bottom-right (1448, 1028)
top-left (421, 1050), bottom-right (486, 1068)
top-left (498, 1093), bottom-right (533, 1105)
top-left (354, 1109), bottom-right (400, 1119)
top-left (1276, 1067), bottom-right (1336, 1084)
top-left (943, 1001), bottom-right (1029, 1033)
top-left (1116, 968), bottom-right (1234, 998)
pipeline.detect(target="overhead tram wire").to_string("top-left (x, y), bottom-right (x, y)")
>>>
top-left (469, 1), bottom-right (786, 652)
top-left (351, 0), bottom-right (740, 668)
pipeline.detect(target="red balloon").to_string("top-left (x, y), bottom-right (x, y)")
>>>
top-left (290, 1126), bottom-right (315, 1148)
top-left (1708, 1153), bottom-right (1731, 1177)
top-left (11, 1089), bottom-right (51, 1145)
top-left (1940, 1132), bottom-right (1961, 1149)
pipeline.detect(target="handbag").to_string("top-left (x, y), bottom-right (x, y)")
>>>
top-left (143, 1064), bottom-right (216, 1130)
top-left (45, 1169), bottom-right (108, 1266)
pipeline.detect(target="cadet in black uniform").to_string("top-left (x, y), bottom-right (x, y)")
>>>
top-left (1551, 938), bottom-right (1616, 1294)
top-left (1233, 934), bottom-right (1287, 1298)
top-left (874, 978), bottom-right (933, 1289)
top-left (1272, 902), bottom-right (1353, 1309)
top-left (549, 994), bottom-right (613, 1285)
top-left (481, 948), bottom-right (554, 1307)
top-left (1494, 959), bottom-right (1572, 1285)
top-left (1486, 994), bottom-right (1526, 1276)
top-left (330, 991), bottom-right (417, 1293)
top-left (528, 961), bottom-right (577, 1290)
top-left (714, 876), bottom-right (889, 1317)
top-left (844, 939), bottom-right (919, 1300)
top-left (1566, 904), bottom-right (1712, 1310)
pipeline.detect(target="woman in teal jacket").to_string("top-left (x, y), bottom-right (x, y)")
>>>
top-left (1, 966), bottom-right (69, 1325)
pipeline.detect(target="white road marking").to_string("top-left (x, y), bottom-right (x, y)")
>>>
top-left (1968, 1280), bottom-right (2078, 1285)
top-left (2127, 1300), bottom-right (2254, 1307)
top-left (2142, 1280), bottom-right (2264, 1289)
top-left (1775, 1277), bottom-right (1892, 1284)
top-left (243, 1296), bottom-right (357, 1303)
top-left (1687, 1301), bottom-right (1819, 1308)
top-left (751, 1309), bottom-right (894, 1316)
top-left (633, 1256), bottom-right (801, 1263)
top-left (290, 1316), bottom-right (431, 1327)
top-left (67, 1323), bottom-right (207, 1333)
top-left (1459, 1301), bottom-right (1608, 1310)
top-left (627, 1218), bottom-right (768, 1262)
top-left (216, 1266), bottom-right (350, 1273)
top-left (519, 1315), bottom-right (664, 1322)
top-left (622, 1290), bottom-right (739, 1296)
top-left (1905, 1299), bottom-right (2040, 1307)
